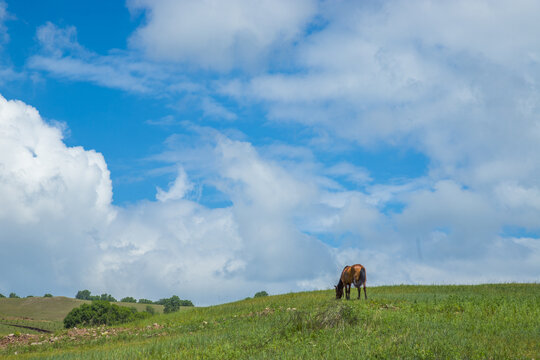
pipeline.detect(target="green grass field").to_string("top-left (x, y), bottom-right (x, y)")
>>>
top-left (0, 297), bottom-right (164, 336)
top-left (1, 284), bottom-right (539, 359)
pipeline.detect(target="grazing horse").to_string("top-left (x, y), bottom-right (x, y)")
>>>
top-left (335, 264), bottom-right (367, 300)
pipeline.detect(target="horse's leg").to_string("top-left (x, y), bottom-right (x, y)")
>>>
top-left (363, 282), bottom-right (367, 300)
top-left (347, 284), bottom-right (351, 300)
top-left (356, 283), bottom-right (361, 299)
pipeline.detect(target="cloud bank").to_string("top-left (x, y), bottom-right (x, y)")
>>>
top-left (0, 95), bottom-right (339, 304)
top-left (2, 94), bottom-right (539, 305)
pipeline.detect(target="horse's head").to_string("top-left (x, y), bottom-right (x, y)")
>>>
top-left (335, 284), bottom-right (343, 299)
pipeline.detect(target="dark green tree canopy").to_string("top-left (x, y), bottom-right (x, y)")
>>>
top-left (156, 295), bottom-right (194, 313)
top-left (75, 290), bottom-right (116, 302)
top-left (76, 290), bottom-right (92, 300)
top-left (254, 291), bottom-right (269, 298)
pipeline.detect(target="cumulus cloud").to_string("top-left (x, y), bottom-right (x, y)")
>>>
top-left (0, 94), bottom-right (114, 295)
top-left (127, 0), bottom-right (317, 71)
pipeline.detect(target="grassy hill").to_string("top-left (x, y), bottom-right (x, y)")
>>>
top-left (0, 297), bottom-right (164, 336)
top-left (1, 284), bottom-right (539, 359)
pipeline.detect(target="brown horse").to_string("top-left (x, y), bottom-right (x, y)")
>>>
top-left (335, 264), bottom-right (367, 300)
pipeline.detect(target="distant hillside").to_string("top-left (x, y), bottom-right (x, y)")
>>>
top-left (0, 297), bottom-right (163, 336)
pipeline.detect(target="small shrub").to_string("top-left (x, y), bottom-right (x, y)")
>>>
top-left (44, 293), bottom-right (53, 297)
top-left (254, 291), bottom-right (269, 298)
top-left (63, 300), bottom-right (149, 328)
top-left (145, 305), bottom-right (156, 315)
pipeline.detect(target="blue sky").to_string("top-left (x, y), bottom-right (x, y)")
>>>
top-left (1, 0), bottom-right (539, 305)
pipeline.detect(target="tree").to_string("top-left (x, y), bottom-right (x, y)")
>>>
top-left (163, 295), bottom-right (182, 313)
top-left (75, 290), bottom-right (117, 302)
top-left (138, 298), bottom-right (154, 304)
top-left (156, 295), bottom-right (194, 312)
top-left (254, 291), bottom-right (268, 298)
top-left (0, 293), bottom-right (5, 298)
top-left (76, 290), bottom-right (91, 300)
top-left (44, 293), bottom-right (53, 297)
top-left (99, 293), bottom-right (117, 302)
top-left (121, 297), bottom-right (137, 303)
top-left (9, 292), bottom-right (20, 298)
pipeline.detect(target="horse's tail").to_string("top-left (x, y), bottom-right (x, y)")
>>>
top-left (360, 266), bottom-right (366, 284)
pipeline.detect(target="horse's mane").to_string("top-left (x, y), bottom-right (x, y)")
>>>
top-left (337, 278), bottom-right (344, 290)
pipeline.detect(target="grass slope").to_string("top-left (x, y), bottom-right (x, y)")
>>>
top-left (1, 284), bottom-right (539, 359)
top-left (0, 297), bottom-right (163, 336)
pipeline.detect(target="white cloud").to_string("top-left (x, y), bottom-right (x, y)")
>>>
top-left (201, 97), bottom-right (237, 121)
top-left (325, 162), bottom-right (372, 185)
top-left (0, 95), bottom-right (113, 223)
top-left (93, 200), bottom-right (246, 305)
top-left (0, 94), bottom-right (115, 294)
top-left (395, 180), bottom-right (499, 259)
top-left (156, 167), bottom-right (193, 202)
top-left (214, 137), bottom-right (336, 281)
top-left (28, 22), bottom-right (166, 93)
top-left (0, 66), bottom-right (24, 86)
top-left (127, 0), bottom-right (317, 71)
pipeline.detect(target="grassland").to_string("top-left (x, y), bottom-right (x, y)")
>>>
top-left (1, 284), bottom-right (539, 359)
top-left (0, 297), bottom-right (164, 336)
